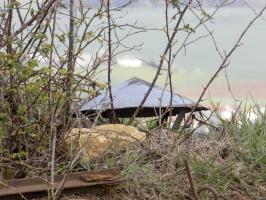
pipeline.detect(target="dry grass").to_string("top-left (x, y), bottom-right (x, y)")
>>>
top-left (118, 122), bottom-right (266, 200)
top-left (34, 112), bottom-right (266, 200)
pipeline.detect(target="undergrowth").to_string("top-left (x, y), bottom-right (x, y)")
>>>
top-left (120, 108), bottom-right (266, 199)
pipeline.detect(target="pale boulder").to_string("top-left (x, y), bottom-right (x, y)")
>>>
top-left (65, 124), bottom-right (146, 162)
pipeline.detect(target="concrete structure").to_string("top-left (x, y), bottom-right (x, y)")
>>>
top-left (80, 77), bottom-right (208, 125)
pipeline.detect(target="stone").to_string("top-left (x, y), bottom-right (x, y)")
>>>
top-left (64, 124), bottom-right (146, 162)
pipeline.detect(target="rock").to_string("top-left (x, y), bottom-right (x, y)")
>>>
top-left (0, 165), bottom-right (26, 180)
top-left (64, 124), bottom-right (146, 163)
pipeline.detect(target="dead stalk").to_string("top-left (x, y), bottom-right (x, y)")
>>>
top-left (65, 0), bottom-right (75, 126)
top-left (184, 159), bottom-right (199, 200)
top-left (48, 1), bottom-right (59, 199)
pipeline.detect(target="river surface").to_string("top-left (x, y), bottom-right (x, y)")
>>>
top-left (3, 2), bottom-right (266, 103)
top-left (96, 7), bottom-right (266, 103)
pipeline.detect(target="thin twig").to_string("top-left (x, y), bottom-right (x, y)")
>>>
top-left (127, 0), bottom-right (192, 125)
top-left (198, 186), bottom-right (219, 200)
top-left (106, 0), bottom-right (118, 123)
top-left (177, 5), bottom-right (266, 146)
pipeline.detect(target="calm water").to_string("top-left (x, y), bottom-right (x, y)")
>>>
top-left (97, 7), bottom-right (266, 103)
top-left (5, 3), bottom-right (266, 103)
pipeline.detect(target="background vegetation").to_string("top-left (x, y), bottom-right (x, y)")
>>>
top-left (0, 0), bottom-right (265, 199)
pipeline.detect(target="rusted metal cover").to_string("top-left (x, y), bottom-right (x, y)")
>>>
top-left (81, 77), bottom-right (208, 117)
top-left (0, 169), bottom-right (123, 199)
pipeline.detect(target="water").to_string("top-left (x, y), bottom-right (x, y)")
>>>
top-left (3, 2), bottom-right (266, 103)
top-left (97, 7), bottom-right (266, 103)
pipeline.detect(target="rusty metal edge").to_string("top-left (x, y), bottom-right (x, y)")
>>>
top-left (0, 168), bottom-right (124, 198)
